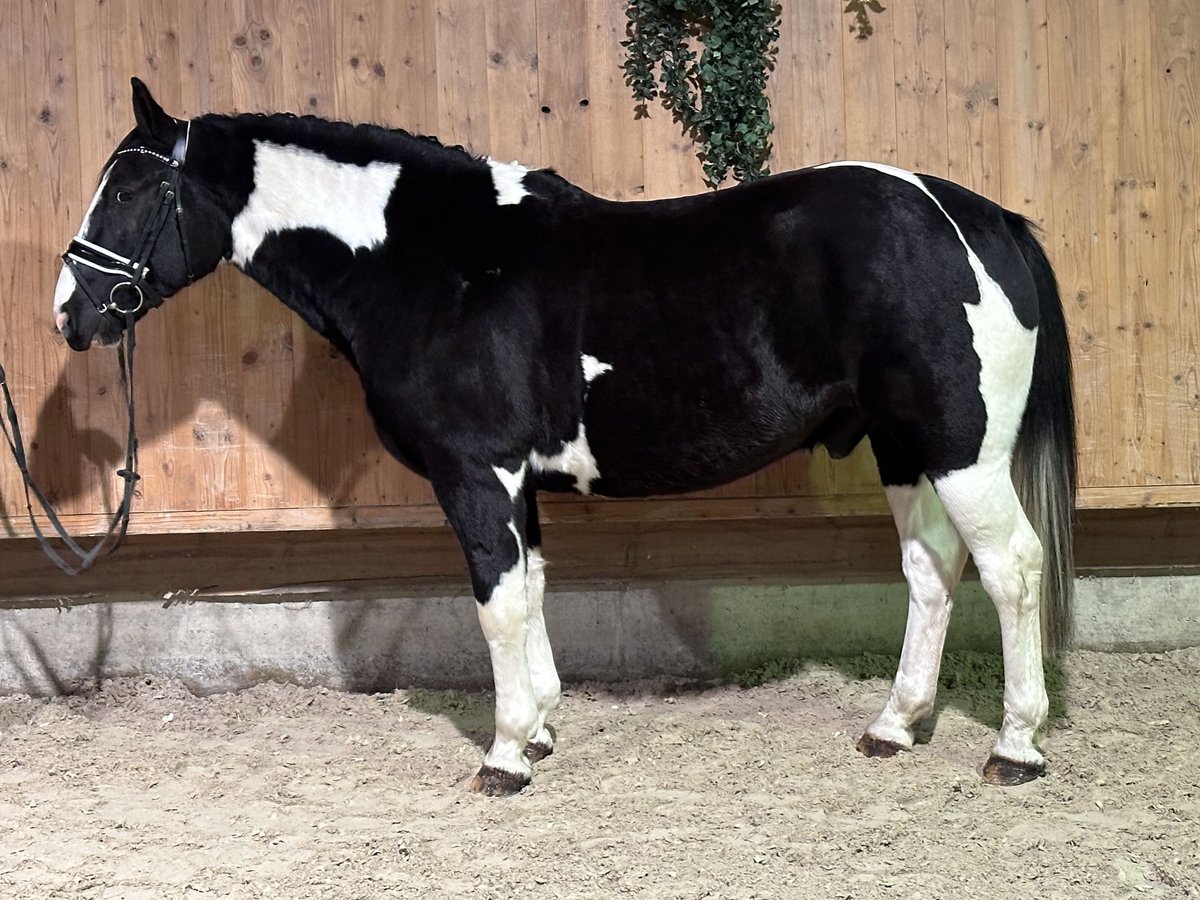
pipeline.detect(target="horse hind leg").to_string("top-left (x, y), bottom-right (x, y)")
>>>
top-left (860, 436), bottom-right (969, 758)
top-left (934, 460), bottom-right (1049, 785)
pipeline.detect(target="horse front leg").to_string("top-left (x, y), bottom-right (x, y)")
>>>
top-left (434, 463), bottom-right (539, 796)
top-left (521, 490), bottom-right (560, 763)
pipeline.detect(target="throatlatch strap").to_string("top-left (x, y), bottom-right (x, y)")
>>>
top-left (0, 314), bottom-right (141, 575)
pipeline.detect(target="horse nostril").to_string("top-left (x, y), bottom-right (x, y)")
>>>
top-left (55, 311), bottom-right (70, 334)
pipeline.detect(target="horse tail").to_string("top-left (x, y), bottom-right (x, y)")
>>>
top-left (1007, 214), bottom-right (1077, 654)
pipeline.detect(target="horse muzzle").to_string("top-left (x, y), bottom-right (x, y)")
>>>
top-left (56, 303), bottom-right (122, 351)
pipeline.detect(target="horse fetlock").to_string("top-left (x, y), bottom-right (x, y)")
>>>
top-left (523, 732), bottom-right (555, 764)
top-left (483, 733), bottom-right (534, 773)
top-left (986, 711), bottom-right (1047, 784)
top-left (535, 678), bottom-right (562, 715)
top-left (860, 709), bottom-right (916, 755)
top-left (991, 722), bottom-right (1046, 769)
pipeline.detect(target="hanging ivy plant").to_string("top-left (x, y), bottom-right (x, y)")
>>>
top-left (622, 0), bottom-right (782, 187)
top-left (622, 2), bottom-right (889, 188)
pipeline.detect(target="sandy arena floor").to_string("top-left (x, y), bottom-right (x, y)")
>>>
top-left (1, 648), bottom-right (1197, 899)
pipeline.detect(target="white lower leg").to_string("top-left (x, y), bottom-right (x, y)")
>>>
top-left (936, 463), bottom-right (1049, 767)
top-left (987, 548), bottom-right (1048, 765)
top-left (523, 548), bottom-right (561, 749)
top-left (865, 478), bottom-right (968, 748)
top-left (477, 543), bottom-right (539, 777)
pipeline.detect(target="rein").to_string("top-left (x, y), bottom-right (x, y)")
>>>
top-left (0, 317), bottom-right (139, 575)
top-left (0, 120), bottom-right (191, 575)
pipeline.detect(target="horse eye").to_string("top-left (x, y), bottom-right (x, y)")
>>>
top-left (116, 190), bottom-right (132, 203)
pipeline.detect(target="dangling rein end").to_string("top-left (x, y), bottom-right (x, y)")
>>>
top-left (0, 315), bottom-right (142, 575)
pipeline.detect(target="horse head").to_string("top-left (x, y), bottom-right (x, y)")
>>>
top-left (54, 78), bottom-right (222, 350)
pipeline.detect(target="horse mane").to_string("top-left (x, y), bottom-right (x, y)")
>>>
top-left (209, 112), bottom-right (580, 194)
top-left (215, 110), bottom-right (477, 160)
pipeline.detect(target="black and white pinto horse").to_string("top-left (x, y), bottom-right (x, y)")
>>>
top-left (55, 80), bottom-right (1076, 794)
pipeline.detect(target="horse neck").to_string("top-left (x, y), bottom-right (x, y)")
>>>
top-left (187, 113), bottom-right (494, 350)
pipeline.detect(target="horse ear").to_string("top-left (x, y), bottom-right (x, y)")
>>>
top-left (131, 77), bottom-right (174, 143)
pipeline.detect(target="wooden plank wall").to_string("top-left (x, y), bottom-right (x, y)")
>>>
top-left (0, 0), bottom-right (1197, 540)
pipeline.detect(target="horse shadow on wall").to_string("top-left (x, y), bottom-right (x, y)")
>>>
top-left (22, 265), bottom-right (401, 518)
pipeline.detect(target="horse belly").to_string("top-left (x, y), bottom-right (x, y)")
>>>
top-left (565, 371), bottom-right (831, 498)
top-left (586, 434), bottom-right (802, 497)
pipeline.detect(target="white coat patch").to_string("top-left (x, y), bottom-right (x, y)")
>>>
top-left (486, 158), bottom-right (529, 206)
top-left (530, 425), bottom-right (601, 495)
top-left (581, 354), bottom-right (613, 384)
top-left (53, 267), bottom-right (78, 318)
top-left (492, 461), bottom-right (527, 501)
top-left (78, 165), bottom-right (115, 237)
top-left (529, 354), bottom-right (614, 493)
top-left (230, 141), bottom-right (401, 267)
top-left (817, 161), bottom-right (1037, 465)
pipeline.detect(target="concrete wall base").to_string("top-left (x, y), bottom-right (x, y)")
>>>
top-left (2, 575), bottom-right (1198, 696)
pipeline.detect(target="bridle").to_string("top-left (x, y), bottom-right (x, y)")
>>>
top-left (0, 119), bottom-right (195, 576)
top-left (62, 120), bottom-right (195, 318)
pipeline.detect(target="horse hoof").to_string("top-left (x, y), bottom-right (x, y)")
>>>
top-left (468, 765), bottom-right (531, 797)
top-left (523, 740), bottom-right (554, 763)
top-left (857, 734), bottom-right (905, 759)
top-left (982, 754), bottom-right (1045, 786)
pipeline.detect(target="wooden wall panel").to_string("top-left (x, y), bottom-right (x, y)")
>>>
top-left (1046, 0), bottom-right (1110, 491)
top-left (535, 1), bottom-right (590, 187)
top-left (1158, 0), bottom-right (1200, 487)
top-left (944, 0), bottom-right (1000, 196)
top-left (779, 0), bottom-right (846, 170)
top-left (434, 0), bottom-right (489, 152)
top-left (841, 0), bottom-right (898, 166)
top-left (892, 0), bottom-right (949, 178)
top-left (484, 1), bottom-right (540, 166)
top-left (1, 0), bottom-right (1198, 544)
top-left (174, 0), bottom-right (238, 515)
top-left (1099, 0), bottom-right (1157, 488)
top-left (16, 0), bottom-right (87, 522)
top-left (68, 0), bottom-right (143, 519)
top-left (586, 0), bottom-right (644, 200)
